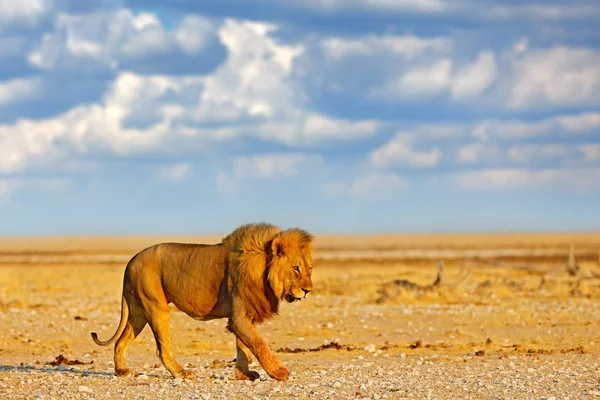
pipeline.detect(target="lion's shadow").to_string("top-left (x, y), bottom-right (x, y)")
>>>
top-left (0, 364), bottom-right (160, 379)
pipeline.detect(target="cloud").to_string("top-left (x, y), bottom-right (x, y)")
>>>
top-left (507, 144), bottom-right (573, 164)
top-left (28, 9), bottom-right (214, 70)
top-left (370, 51), bottom-right (497, 101)
top-left (456, 143), bottom-right (502, 164)
top-left (579, 144), bottom-right (600, 162)
top-left (450, 51), bottom-right (497, 100)
top-left (509, 46), bottom-right (600, 108)
top-left (294, 0), bottom-right (445, 12)
top-left (448, 167), bottom-right (600, 191)
top-left (0, 77), bottom-right (42, 105)
top-left (324, 172), bottom-right (409, 198)
top-left (217, 153), bottom-right (322, 194)
top-left (259, 113), bottom-right (380, 145)
top-left (0, 18), bottom-right (379, 173)
top-left (464, 112), bottom-right (600, 141)
top-left (457, 141), bottom-right (600, 166)
top-left (157, 162), bottom-right (192, 182)
top-left (0, 0), bottom-right (49, 26)
top-left (320, 34), bottom-right (450, 61)
top-left (370, 133), bottom-right (442, 168)
top-left (232, 153), bottom-right (322, 180)
top-left (389, 59), bottom-right (453, 97)
top-left (294, 0), bottom-right (600, 21)
top-left (0, 72), bottom-right (205, 173)
top-left (482, 4), bottom-right (600, 21)
top-left (191, 19), bottom-right (304, 122)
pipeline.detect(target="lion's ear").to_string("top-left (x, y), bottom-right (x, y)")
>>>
top-left (271, 237), bottom-right (286, 258)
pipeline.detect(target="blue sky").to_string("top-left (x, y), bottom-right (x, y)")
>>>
top-left (1, 0), bottom-right (599, 234)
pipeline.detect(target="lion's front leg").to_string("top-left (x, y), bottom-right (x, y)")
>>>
top-left (228, 315), bottom-right (289, 381)
top-left (234, 336), bottom-right (260, 381)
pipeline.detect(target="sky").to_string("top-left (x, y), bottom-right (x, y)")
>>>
top-left (0, 0), bottom-right (599, 235)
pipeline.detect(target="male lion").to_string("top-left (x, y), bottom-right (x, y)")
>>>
top-left (90, 223), bottom-right (314, 381)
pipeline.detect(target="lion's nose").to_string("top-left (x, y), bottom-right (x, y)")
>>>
top-left (302, 288), bottom-right (312, 297)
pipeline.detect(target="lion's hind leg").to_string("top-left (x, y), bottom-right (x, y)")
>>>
top-left (146, 305), bottom-right (194, 379)
top-left (235, 337), bottom-right (260, 381)
top-left (114, 296), bottom-right (147, 377)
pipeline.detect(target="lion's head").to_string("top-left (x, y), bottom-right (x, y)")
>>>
top-left (268, 228), bottom-right (314, 303)
top-left (223, 223), bottom-right (314, 322)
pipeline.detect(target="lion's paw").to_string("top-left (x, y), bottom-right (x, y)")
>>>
top-left (115, 368), bottom-right (133, 377)
top-left (236, 369), bottom-right (260, 381)
top-left (267, 365), bottom-right (289, 381)
top-left (180, 369), bottom-right (195, 380)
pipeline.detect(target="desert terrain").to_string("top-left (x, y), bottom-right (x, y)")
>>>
top-left (1, 232), bottom-right (600, 399)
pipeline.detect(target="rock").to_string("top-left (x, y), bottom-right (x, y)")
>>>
top-left (77, 385), bottom-right (93, 393)
top-left (364, 344), bottom-right (376, 353)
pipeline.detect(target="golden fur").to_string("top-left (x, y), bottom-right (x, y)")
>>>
top-left (90, 223), bottom-right (314, 381)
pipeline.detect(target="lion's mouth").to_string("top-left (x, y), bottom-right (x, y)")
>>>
top-left (285, 293), bottom-right (302, 303)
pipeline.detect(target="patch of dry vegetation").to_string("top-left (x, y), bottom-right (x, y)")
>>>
top-left (0, 233), bottom-right (599, 398)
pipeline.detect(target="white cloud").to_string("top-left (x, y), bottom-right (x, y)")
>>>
top-left (1, 19), bottom-right (378, 173)
top-left (294, 0), bottom-right (445, 12)
top-left (450, 51), bottom-right (497, 100)
top-left (28, 9), bottom-right (214, 70)
top-left (370, 133), bottom-right (442, 168)
top-left (191, 19), bottom-right (304, 122)
top-left (321, 34), bottom-right (450, 60)
top-left (579, 145), bottom-right (600, 162)
top-left (324, 173), bottom-right (409, 198)
top-left (483, 4), bottom-right (600, 21)
top-left (473, 112), bottom-right (600, 140)
top-left (259, 113), bottom-right (380, 145)
top-left (507, 144), bottom-right (573, 164)
top-left (232, 153), bottom-right (322, 180)
top-left (512, 37), bottom-right (528, 54)
top-left (449, 168), bottom-right (600, 191)
top-left (370, 51), bottom-right (497, 101)
top-left (0, 77), bottom-right (42, 105)
top-left (456, 142), bottom-right (600, 165)
top-left (157, 162), bottom-right (192, 182)
top-left (217, 153), bottom-right (322, 194)
top-left (0, 72), bottom-right (204, 172)
top-left (174, 16), bottom-right (214, 56)
top-left (395, 59), bottom-right (452, 97)
top-left (456, 143), bottom-right (501, 164)
top-left (369, 59), bottom-right (451, 99)
top-left (295, 1), bottom-right (600, 21)
top-left (509, 46), bottom-right (600, 108)
top-left (0, 0), bottom-right (49, 26)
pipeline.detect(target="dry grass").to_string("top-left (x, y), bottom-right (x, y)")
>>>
top-left (1, 233), bottom-right (600, 398)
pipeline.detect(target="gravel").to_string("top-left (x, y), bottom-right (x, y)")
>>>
top-left (2, 353), bottom-right (600, 399)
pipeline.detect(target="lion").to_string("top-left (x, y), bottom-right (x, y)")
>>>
top-left (90, 222), bottom-right (314, 381)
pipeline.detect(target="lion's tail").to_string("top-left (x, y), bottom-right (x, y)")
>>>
top-left (91, 294), bottom-right (129, 346)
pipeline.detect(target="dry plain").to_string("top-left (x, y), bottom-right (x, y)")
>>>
top-left (1, 233), bottom-right (600, 399)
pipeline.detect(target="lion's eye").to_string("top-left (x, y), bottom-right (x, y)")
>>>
top-left (293, 266), bottom-right (300, 273)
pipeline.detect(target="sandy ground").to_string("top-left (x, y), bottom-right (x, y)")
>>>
top-left (1, 233), bottom-right (600, 399)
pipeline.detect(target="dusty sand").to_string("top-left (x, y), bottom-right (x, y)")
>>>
top-left (1, 233), bottom-right (600, 399)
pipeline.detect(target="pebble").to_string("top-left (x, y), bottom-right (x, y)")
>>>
top-left (77, 385), bottom-right (93, 393)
